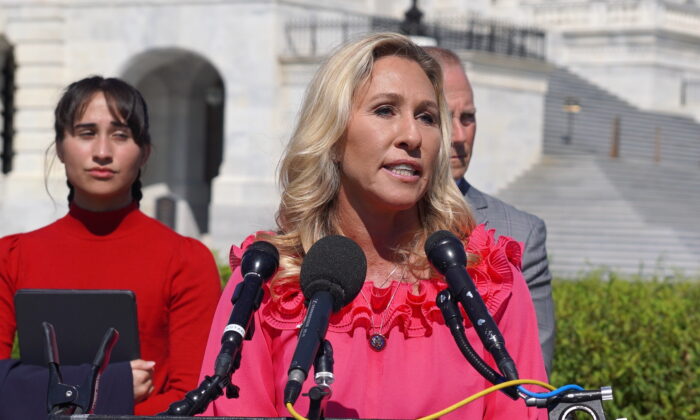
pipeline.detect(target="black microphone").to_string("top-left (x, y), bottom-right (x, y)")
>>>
top-left (283, 235), bottom-right (366, 404)
top-left (214, 240), bottom-right (279, 378)
top-left (160, 241), bottom-right (279, 416)
top-left (425, 230), bottom-right (519, 382)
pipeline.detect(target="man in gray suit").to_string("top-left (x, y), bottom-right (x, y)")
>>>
top-left (426, 47), bottom-right (556, 373)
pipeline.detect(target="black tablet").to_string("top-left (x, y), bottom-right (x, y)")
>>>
top-left (15, 289), bottom-right (140, 366)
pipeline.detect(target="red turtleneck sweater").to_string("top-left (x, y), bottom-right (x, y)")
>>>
top-left (0, 202), bottom-right (221, 414)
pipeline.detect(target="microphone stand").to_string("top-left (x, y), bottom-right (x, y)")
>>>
top-left (160, 240), bottom-right (279, 417)
top-left (305, 339), bottom-right (334, 420)
top-left (437, 291), bottom-right (617, 419)
top-left (45, 322), bottom-right (119, 415)
top-left (526, 386), bottom-right (615, 420)
top-left (156, 365), bottom-right (241, 416)
top-left (158, 280), bottom-right (257, 416)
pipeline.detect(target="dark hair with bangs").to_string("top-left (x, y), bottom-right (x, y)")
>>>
top-left (54, 76), bottom-right (151, 203)
top-left (55, 76), bottom-right (150, 146)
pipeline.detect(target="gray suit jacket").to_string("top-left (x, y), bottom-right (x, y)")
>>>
top-left (459, 178), bottom-right (555, 373)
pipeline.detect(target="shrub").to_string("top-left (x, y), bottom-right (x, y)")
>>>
top-left (211, 248), bottom-right (232, 289)
top-left (550, 271), bottom-right (700, 419)
top-left (11, 333), bottom-right (19, 359)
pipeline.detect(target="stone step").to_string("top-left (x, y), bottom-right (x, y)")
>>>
top-left (545, 241), bottom-right (699, 255)
top-left (502, 205), bottom-right (700, 219)
top-left (542, 67), bottom-right (700, 165)
top-left (549, 262), bottom-right (700, 277)
top-left (547, 231), bottom-right (700, 241)
top-left (493, 66), bottom-right (700, 277)
top-left (495, 149), bottom-right (700, 277)
top-left (549, 254), bottom-right (700, 268)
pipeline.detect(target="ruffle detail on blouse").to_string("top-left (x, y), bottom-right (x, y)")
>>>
top-left (228, 231), bottom-right (277, 269)
top-left (463, 224), bottom-right (522, 314)
top-left (229, 233), bottom-right (260, 269)
top-left (229, 224), bottom-right (521, 339)
top-left (259, 280), bottom-right (448, 339)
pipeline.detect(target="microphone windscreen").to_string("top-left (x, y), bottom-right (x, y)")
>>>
top-left (300, 235), bottom-right (367, 312)
top-left (424, 230), bottom-right (467, 273)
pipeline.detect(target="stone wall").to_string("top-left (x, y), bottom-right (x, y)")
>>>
top-left (525, 0), bottom-right (700, 119)
top-left (458, 50), bottom-right (550, 194)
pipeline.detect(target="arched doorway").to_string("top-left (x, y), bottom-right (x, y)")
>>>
top-left (121, 49), bottom-right (224, 234)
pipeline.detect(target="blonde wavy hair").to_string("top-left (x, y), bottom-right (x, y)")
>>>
top-left (260, 33), bottom-right (475, 292)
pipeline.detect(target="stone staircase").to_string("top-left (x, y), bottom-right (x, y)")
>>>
top-left (494, 67), bottom-right (700, 278)
top-left (542, 67), bottom-right (700, 165)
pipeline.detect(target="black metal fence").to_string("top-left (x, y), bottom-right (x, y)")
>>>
top-left (283, 15), bottom-right (545, 60)
top-left (0, 44), bottom-right (15, 175)
top-left (432, 17), bottom-right (546, 60)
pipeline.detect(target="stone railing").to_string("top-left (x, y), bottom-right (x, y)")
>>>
top-left (662, 1), bottom-right (700, 37)
top-left (528, 0), bottom-right (700, 37)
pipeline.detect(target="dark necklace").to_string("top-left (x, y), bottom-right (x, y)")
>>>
top-left (360, 268), bottom-right (405, 352)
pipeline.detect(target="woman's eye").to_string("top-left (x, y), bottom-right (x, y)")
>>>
top-left (374, 106), bottom-right (395, 117)
top-left (77, 130), bottom-right (95, 138)
top-left (418, 112), bottom-right (436, 125)
top-left (113, 132), bottom-right (130, 140)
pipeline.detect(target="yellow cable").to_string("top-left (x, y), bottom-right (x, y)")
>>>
top-left (286, 402), bottom-right (307, 420)
top-left (416, 379), bottom-right (556, 420)
top-left (286, 379), bottom-right (555, 420)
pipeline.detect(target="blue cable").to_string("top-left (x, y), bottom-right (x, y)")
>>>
top-left (517, 384), bottom-right (584, 398)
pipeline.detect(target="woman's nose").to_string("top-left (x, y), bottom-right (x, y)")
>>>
top-left (92, 135), bottom-right (113, 162)
top-left (397, 116), bottom-right (423, 150)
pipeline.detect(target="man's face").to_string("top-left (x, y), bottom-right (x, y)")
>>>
top-left (443, 63), bottom-right (476, 181)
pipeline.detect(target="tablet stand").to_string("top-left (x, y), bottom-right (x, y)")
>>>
top-left (45, 322), bottom-right (119, 415)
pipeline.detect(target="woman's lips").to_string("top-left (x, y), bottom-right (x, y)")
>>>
top-left (383, 162), bottom-right (421, 181)
top-left (87, 168), bottom-right (116, 179)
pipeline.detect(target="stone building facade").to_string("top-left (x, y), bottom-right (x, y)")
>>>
top-left (1, 0), bottom-right (697, 255)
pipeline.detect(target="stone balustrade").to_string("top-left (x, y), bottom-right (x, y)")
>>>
top-left (528, 0), bottom-right (700, 38)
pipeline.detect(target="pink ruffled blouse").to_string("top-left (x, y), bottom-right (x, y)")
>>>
top-left (198, 225), bottom-right (548, 419)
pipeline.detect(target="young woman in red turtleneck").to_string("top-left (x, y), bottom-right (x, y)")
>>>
top-left (0, 77), bottom-right (221, 415)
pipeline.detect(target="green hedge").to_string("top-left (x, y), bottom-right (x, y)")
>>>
top-left (550, 272), bottom-right (700, 419)
top-left (213, 248), bottom-right (232, 289)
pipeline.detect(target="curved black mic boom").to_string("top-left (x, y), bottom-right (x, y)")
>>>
top-left (284, 235), bottom-right (366, 405)
top-left (425, 230), bottom-right (519, 382)
top-left (436, 289), bottom-right (518, 400)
